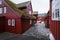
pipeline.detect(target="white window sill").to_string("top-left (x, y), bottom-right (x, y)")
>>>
top-left (52, 18), bottom-right (60, 21)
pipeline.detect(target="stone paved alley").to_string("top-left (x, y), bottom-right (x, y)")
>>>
top-left (23, 22), bottom-right (50, 40)
top-left (0, 22), bottom-right (51, 40)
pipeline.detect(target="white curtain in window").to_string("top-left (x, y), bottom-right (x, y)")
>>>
top-left (12, 19), bottom-right (15, 26)
top-left (8, 19), bottom-right (11, 26)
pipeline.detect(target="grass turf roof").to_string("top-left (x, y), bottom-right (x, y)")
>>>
top-left (31, 16), bottom-right (36, 19)
top-left (5, 0), bottom-right (29, 17)
top-left (5, 0), bottom-right (36, 19)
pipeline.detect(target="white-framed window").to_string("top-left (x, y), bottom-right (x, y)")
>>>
top-left (0, 8), bottom-right (2, 14)
top-left (4, 7), bottom-right (7, 13)
top-left (52, 0), bottom-right (60, 21)
top-left (8, 19), bottom-right (11, 26)
top-left (52, 9), bottom-right (59, 20)
top-left (29, 11), bottom-right (31, 15)
top-left (12, 19), bottom-right (15, 26)
top-left (0, 0), bottom-right (2, 4)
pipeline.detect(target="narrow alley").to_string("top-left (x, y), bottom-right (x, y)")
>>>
top-left (0, 22), bottom-right (50, 40)
top-left (0, 0), bottom-right (60, 40)
top-left (23, 22), bottom-right (50, 39)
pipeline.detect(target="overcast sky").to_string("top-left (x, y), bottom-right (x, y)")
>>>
top-left (10, 0), bottom-right (49, 14)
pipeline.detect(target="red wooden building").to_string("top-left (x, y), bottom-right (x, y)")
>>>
top-left (50, 0), bottom-right (60, 40)
top-left (32, 11), bottom-right (38, 23)
top-left (16, 1), bottom-right (36, 33)
top-left (44, 11), bottom-right (49, 28)
top-left (0, 0), bottom-right (36, 34)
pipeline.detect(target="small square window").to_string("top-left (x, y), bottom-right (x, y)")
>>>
top-left (8, 19), bottom-right (11, 26)
top-left (4, 7), bottom-right (7, 13)
top-left (0, 8), bottom-right (2, 14)
top-left (12, 19), bottom-right (15, 26)
top-left (29, 11), bottom-right (31, 15)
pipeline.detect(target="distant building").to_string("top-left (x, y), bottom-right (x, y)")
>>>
top-left (38, 13), bottom-right (45, 17)
top-left (32, 11), bottom-right (38, 14)
top-left (16, 1), bottom-right (33, 15)
top-left (37, 13), bottom-right (45, 22)
top-left (32, 11), bottom-right (38, 22)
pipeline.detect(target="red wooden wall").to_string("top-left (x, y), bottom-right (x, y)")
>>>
top-left (50, 0), bottom-right (60, 40)
top-left (0, 0), bottom-right (36, 34)
top-left (45, 16), bottom-right (49, 28)
top-left (0, 0), bottom-right (22, 34)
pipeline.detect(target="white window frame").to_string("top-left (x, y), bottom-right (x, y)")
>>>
top-left (52, 0), bottom-right (60, 21)
top-left (12, 19), bottom-right (15, 26)
top-left (30, 20), bottom-right (32, 24)
top-left (4, 7), bottom-right (7, 13)
top-left (8, 19), bottom-right (11, 26)
top-left (0, 0), bottom-right (2, 4)
top-left (52, 9), bottom-right (60, 20)
top-left (0, 8), bottom-right (2, 14)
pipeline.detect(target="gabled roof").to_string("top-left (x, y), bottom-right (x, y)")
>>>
top-left (5, 0), bottom-right (29, 17)
top-left (16, 1), bottom-right (30, 7)
top-left (5, 0), bottom-right (36, 19)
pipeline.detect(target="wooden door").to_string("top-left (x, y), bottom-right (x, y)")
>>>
top-left (0, 17), bottom-right (5, 33)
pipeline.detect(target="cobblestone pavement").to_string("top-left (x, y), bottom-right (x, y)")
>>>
top-left (22, 22), bottom-right (50, 40)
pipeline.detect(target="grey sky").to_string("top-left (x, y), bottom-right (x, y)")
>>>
top-left (10, 0), bottom-right (49, 14)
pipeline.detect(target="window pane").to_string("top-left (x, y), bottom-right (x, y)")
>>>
top-left (52, 13), bottom-right (54, 18)
top-left (55, 9), bottom-right (59, 18)
top-left (0, 8), bottom-right (2, 14)
top-left (57, 9), bottom-right (59, 17)
top-left (4, 7), bottom-right (6, 13)
top-left (12, 19), bottom-right (15, 26)
top-left (0, 0), bottom-right (2, 4)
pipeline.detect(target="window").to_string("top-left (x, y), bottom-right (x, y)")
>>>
top-left (8, 19), bottom-right (11, 26)
top-left (52, 9), bottom-right (60, 20)
top-left (4, 7), bottom-right (7, 13)
top-left (29, 11), bottom-right (31, 15)
top-left (55, 9), bottom-right (59, 18)
top-left (12, 19), bottom-right (15, 26)
top-left (30, 20), bottom-right (32, 24)
top-left (0, 0), bottom-right (2, 4)
top-left (0, 8), bottom-right (2, 14)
